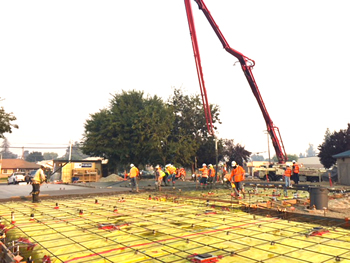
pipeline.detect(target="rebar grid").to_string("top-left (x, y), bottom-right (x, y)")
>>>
top-left (0, 189), bottom-right (349, 263)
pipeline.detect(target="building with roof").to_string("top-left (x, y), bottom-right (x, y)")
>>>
top-left (333, 150), bottom-right (350, 185)
top-left (0, 159), bottom-right (40, 178)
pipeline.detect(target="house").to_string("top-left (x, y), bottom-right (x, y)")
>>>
top-left (333, 150), bottom-right (350, 186)
top-left (0, 159), bottom-right (40, 178)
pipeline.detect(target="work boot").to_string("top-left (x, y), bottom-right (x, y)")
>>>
top-left (32, 194), bottom-right (40, 203)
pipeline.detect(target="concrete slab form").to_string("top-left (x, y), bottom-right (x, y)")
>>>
top-left (0, 188), bottom-right (350, 263)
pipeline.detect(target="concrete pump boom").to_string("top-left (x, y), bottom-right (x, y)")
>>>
top-left (184, 0), bottom-right (287, 164)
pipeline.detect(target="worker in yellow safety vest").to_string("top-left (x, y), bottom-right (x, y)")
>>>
top-left (129, 164), bottom-right (139, 192)
top-left (155, 165), bottom-right (166, 191)
top-left (31, 165), bottom-right (47, 203)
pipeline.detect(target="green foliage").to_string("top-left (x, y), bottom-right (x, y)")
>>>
top-left (59, 141), bottom-right (89, 160)
top-left (25, 151), bottom-right (44, 162)
top-left (318, 124), bottom-right (350, 168)
top-left (251, 154), bottom-right (265, 161)
top-left (43, 152), bottom-right (58, 160)
top-left (0, 98), bottom-right (18, 139)
top-left (221, 139), bottom-right (251, 166)
top-left (0, 138), bottom-right (18, 159)
top-left (82, 90), bottom-right (173, 171)
top-left (306, 143), bottom-right (316, 157)
top-left (271, 154), bottom-right (298, 163)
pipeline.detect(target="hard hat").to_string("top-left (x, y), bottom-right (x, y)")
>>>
top-left (202, 163), bottom-right (207, 167)
top-left (165, 164), bottom-right (170, 168)
top-left (130, 164), bottom-right (134, 168)
top-left (231, 161), bottom-right (237, 167)
top-left (292, 160), bottom-right (296, 163)
top-left (286, 165), bottom-right (290, 167)
top-left (155, 165), bottom-right (159, 169)
top-left (209, 164), bottom-right (212, 167)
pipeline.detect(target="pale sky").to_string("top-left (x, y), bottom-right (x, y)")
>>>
top-left (1, 0), bottom-right (349, 159)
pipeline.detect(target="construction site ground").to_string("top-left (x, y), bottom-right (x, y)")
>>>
top-left (1, 177), bottom-right (350, 263)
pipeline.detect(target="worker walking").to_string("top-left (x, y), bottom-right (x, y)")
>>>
top-left (292, 160), bottom-right (300, 185)
top-left (230, 161), bottom-right (245, 198)
top-left (31, 165), bottom-right (46, 203)
top-left (129, 164), bottom-right (139, 193)
top-left (284, 165), bottom-right (292, 196)
top-left (199, 163), bottom-right (209, 189)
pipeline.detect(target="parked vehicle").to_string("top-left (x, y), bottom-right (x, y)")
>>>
top-left (8, 172), bottom-right (26, 184)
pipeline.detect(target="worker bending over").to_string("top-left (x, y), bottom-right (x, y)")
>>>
top-left (166, 164), bottom-right (177, 188)
top-left (155, 165), bottom-right (166, 191)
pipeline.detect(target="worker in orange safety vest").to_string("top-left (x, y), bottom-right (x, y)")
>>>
top-left (284, 165), bottom-right (292, 196)
top-left (230, 161), bottom-right (245, 197)
top-left (292, 160), bottom-right (300, 185)
top-left (199, 163), bottom-right (209, 188)
top-left (207, 164), bottom-right (215, 184)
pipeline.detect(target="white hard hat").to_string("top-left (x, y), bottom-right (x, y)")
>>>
top-left (209, 164), bottom-right (213, 167)
top-left (202, 163), bottom-right (207, 167)
top-left (165, 164), bottom-right (170, 168)
top-left (155, 165), bottom-right (159, 169)
top-left (286, 164), bottom-right (290, 167)
top-left (231, 161), bottom-right (237, 167)
top-left (130, 164), bottom-right (134, 168)
top-left (292, 160), bottom-right (296, 163)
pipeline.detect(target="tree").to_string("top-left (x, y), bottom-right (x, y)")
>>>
top-left (271, 154), bottom-right (298, 163)
top-left (0, 137), bottom-right (18, 159)
top-left (82, 90), bottom-right (173, 172)
top-left (251, 154), bottom-right (265, 161)
top-left (306, 143), bottom-right (316, 157)
top-left (25, 151), bottom-right (44, 162)
top-left (318, 125), bottom-right (350, 168)
top-left (43, 152), bottom-right (59, 160)
top-left (0, 98), bottom-right (18, 138)
top-left (167, 88), bottom-right (221, 168)
top-left (221, 139), bottom-right (251, 166)
top-left (59, 141), bottom-right (89, 160)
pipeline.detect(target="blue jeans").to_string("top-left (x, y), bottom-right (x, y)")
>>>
top-left (285, 176), bottom-right (291, 187)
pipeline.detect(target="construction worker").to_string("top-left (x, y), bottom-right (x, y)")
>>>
top-left (199, 163), bottom-right (209, 188)
top-left (129, 164), bottom-right (139, 193)
top-left (155, 165), bottom-right (166, 191)
top-left (207, 164), bottom-right (215, 184)
top-left (230, 161), bottom-right (245, 197)
top-left (166, 164), bottom-right (177, 187)
top-left (284, 164), bottom-right (292, 196)
top-left (292, 160), bottom-right (300, 185)
top-left (31, 165), bottom-right (46, 203)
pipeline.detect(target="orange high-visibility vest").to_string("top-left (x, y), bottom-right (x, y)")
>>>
top-left (284, 167), bottom-right (292, 177)
top-left (209, 167), bottom-right (215, 177)
top-left (199, 167), bottom-right (208, 177)
top-left (231, 165), bottom-right (245, 182)
top-left (293, 164), bottom-right (299, 174)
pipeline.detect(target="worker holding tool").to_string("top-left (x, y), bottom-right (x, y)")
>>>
top-left (292, 160), bottom-right (300, 185)
top-left (284, 164), bottom-right (292, 196)
top-left (199, 163), bottom-right (209, 189)
top-left (31, 165), bottom-right (46, 203)
top-left (129, 164), bottom-right (139, 193)
top-left (230, 161), bottom-right (245, 197)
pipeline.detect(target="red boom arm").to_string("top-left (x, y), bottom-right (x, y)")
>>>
top-left (184, 0), bottom-right (287, 163)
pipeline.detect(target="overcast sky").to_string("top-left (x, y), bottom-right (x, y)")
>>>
top-left (1, 0), bottom-right (349, 159)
